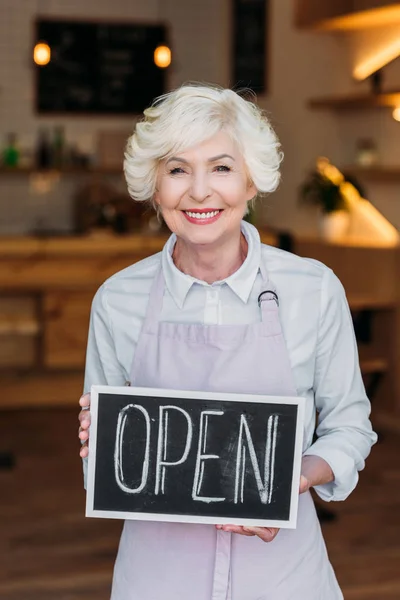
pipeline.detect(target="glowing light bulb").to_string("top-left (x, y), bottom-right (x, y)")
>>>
top-left (33, 42), bottom-right (51, 66)
top-left (154, 45), bottom-right (171, 69)
top-left (393, 107), bottom-right (400, 122)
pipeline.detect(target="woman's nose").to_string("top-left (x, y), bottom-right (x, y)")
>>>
top-left (189, 173), bottom-right (211, 203)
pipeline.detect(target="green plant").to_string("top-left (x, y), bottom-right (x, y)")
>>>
top-left (299, 170), bottom-right (348, 214)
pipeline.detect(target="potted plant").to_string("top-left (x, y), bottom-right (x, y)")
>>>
top-left (299, 157), bottom-right (351, 241)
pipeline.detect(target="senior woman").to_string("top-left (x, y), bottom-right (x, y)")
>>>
top-left (78, 83), bottom-right (376, 600)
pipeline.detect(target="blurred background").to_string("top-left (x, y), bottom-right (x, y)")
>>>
top-left (1, 0), bottom-right (400, 598)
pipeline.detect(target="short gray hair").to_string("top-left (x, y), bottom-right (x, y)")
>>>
top-left (124, 82), bottom-right (283, 204)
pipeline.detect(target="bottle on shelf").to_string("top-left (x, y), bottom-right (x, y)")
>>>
top-left (355, 138), bottom-right (379, 167)
top-left (52, 126), bottom-right (65, 169)
top-left (35, 128), bottom-right (52, 170)
top-left (2, 133), bottom-right (20, 167)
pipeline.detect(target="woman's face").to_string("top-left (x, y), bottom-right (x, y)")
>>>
top-left (154, 131), bottom-right (256, 248)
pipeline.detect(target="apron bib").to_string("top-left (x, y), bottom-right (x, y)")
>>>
top-left (111, 262), bottom-right (342, 600)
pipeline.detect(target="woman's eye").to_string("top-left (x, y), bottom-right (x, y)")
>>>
top-left (215, 165), bottom-right (231, 173)
top-left (169, 167), bottom-right (185, 175)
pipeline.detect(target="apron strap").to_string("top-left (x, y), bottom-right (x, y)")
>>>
top-left (258, 258), bottom-right (280, 313)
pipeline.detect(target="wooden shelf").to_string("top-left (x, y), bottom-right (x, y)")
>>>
top-left (343, 166), bottom-right (400, 181)
top-left (360, 358), bottom-right (389, 375)
top-left (0, 166), bottom-right (123, 176)
top-left (308, 91), bottom-right (400, 110)
top-left (347, 296), bottom-right (397, 311)
top-left (297, 4), bottom-right (400, 32)
top-left (0, 315), bottom-right (39, 336)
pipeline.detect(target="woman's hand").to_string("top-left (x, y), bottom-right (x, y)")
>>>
top-left (78, 393), bottom-right (91, 458)
top-left (300, 454), bottom-right (334, 489)
top-left (215, 456), bottom-right (331, 543)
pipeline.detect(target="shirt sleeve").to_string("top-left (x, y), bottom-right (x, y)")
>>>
top-left (303, 267), bottom-right (378, 502)
top-left (82, 284), bottom-right (127, 489)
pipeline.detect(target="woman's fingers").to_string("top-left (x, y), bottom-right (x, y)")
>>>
top-left (78, 393), bottom-right (91, 458)
top-left (217, 524), bottom-right (279, 542)
top-left (78, 393), bottom-right (91, 429)
top-left (220, 524), bottom-right (254, 536)
top-left (78, 411), bottom-right (91, 428)
top-left (79, 392), bottom-right (91, 409)
top-left (299, 474), bottom-right (310, 494)
top-left (79, 443), bottom-right (89, 459)
top-left (242, 526), bottom-right (280, 543)
top-left (78, 428), bottom-right (89, 441)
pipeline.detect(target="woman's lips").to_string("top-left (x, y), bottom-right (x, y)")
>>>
top-left (182, 209), bottom-right (223, 225)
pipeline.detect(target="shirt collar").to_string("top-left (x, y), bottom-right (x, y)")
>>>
top-left (162, 220), bottom-right (261, 309)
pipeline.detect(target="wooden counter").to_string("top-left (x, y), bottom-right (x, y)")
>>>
top-left (0, 233), bottom-right (170, 290)
top-left (1, 231), bottom-right (399, 433)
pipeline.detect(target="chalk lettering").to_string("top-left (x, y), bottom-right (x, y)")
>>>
top-left (234, 414), bottom-right (279, 504)
top-left (114, 404), bottom-right (151, 494)
top-left (154, 406), bottom-right (193, 495)
top-left (192, 410), bottom-right (226, 503)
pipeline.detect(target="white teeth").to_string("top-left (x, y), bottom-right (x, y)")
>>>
top-left (185, 210), bottom-right (220, 219)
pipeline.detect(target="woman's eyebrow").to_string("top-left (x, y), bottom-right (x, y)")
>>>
top-left (166, 156), bottom-right (189, 165)
top-left (166, 153), bottom-right (235, 165)
top-left (208, 153), bottom-right (235, 162)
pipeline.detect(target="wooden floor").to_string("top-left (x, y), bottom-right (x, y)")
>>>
top-left (1, 408), bottom-right (399, 600)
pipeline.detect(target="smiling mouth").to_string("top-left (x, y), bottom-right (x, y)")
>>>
top-left (183, 209), bottom-right (223, 220)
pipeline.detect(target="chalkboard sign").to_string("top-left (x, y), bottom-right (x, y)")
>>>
top-left (35, 18), bottom-right (167, 114)
top-left (86, 386), bottom-right (305, 528)
top-left (232, 0), bottom-right (269, 94)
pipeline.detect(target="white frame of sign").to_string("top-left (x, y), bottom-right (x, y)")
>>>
top-left (86, 385), bottom-right (305, 528)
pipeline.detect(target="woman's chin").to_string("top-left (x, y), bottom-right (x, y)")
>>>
top-left (177, 223), bottom-right (231, 247)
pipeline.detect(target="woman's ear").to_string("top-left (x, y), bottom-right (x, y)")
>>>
top-left (246, 179), bottom-right (257, 201)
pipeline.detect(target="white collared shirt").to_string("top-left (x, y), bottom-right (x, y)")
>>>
top-left (83, 221), bottom-right (377, 501)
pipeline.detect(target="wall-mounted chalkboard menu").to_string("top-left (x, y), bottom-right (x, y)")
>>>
top-left (35, 18), bottom-right (168, 114)
top-left (232, 0), bottom-right (268, 94)
top-left (86, 386), bottom-right (305, 528)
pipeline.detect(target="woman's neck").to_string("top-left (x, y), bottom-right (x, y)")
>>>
top-left (172, 231), bottom-right (248, 284)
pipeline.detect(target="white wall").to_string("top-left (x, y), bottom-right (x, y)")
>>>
top-left (0, 0), bottom-right (399, 235)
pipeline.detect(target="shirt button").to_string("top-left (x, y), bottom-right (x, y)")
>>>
top-left (207, 289), bottom-right (218, 302)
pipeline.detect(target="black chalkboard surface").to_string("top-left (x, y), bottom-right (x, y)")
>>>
top-left (86, 386), bottom-right (305, 528)
top-left (35, 18), bottom-right (167, 114)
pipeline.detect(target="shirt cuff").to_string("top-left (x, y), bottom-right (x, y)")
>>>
top-left (303, 444), bottom-right (359, 502)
